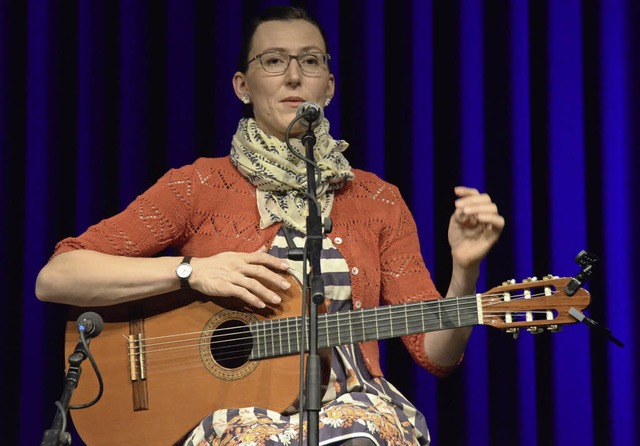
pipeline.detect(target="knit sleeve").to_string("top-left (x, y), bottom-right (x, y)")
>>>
top-left (52, 164), bottom-right (195, 258)
top-left (378, 185), bottom-right (462, 378)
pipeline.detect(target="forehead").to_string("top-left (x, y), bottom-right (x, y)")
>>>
top-left (250, 20), bottom-right (326, 55)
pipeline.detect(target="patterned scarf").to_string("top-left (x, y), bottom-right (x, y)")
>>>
top-left (230, 117), bottom-right (354, 232)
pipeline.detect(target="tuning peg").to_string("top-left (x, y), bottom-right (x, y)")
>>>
top-left (543, 274), bottom-right (558, 280)
top-left (505, 328), bottom-right (519, 339)
top-left (527, 326), bottom-right (544, 334)
top-left (547, 325), bottom-right (562, 333)
top-left (502, 279), bottom-right (516, 286)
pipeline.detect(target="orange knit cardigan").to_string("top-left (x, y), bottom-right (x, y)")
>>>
top-left (54, 156), bottom-right (459, 378)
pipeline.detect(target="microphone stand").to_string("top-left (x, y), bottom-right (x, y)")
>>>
top-left (301, 123), bottom-right (324, 446)
top-left (40, 335), bottom-right (91, 446)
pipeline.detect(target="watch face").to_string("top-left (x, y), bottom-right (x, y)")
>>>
top-left (177, 263), bottom-right (192, 278)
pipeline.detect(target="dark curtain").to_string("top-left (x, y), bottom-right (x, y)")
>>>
top-left (1, 1), bottom-right (638, 445)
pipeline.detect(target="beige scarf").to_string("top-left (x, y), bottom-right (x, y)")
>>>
top-left (230, 117), bottom-right (354, 232)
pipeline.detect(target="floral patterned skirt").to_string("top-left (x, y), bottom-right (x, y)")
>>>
top-left (184, 345), bottom-right (430, 446)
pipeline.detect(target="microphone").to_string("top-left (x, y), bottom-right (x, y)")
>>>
top-left (296, 101), bottom-right (324, 128)
top-left (76, 312), bottom-right (104, 339)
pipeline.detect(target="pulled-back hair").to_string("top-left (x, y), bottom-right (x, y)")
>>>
top-left (236, 6), bottom-right (329, 73)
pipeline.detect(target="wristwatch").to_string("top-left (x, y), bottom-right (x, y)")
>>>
top-left (176, 256), bottom-right (193, 289)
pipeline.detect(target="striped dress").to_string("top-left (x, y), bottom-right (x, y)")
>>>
top-left (184, 228), bottom-right (430, 446)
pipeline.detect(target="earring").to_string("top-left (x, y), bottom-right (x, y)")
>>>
top-left (241, 95), bottom-right (251, 105)
top-left (324, 97), bottom-right (332, 107)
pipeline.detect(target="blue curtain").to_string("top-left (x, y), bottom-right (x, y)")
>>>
top-left (1, 1), bottom-right (637, 445)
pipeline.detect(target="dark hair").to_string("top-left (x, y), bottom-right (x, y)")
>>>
top-left (236, 6), bottom-right (330, 73)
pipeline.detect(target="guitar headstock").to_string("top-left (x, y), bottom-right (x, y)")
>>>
top-left (480, 275), bottom-right (591, 335)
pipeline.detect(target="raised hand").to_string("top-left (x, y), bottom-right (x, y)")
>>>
top-left (448, 186), bottom-right (505, 269)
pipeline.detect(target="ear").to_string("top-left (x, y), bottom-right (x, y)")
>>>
top-left (325, 73), bottom-right (335, 102)
top-left (232, 71), bottom-right (249, 101)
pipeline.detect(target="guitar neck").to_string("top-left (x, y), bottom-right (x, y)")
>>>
top-left (249, 295), bottom-right (480, 360)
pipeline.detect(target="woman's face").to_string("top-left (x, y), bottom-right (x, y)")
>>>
top-left (233, 20), bottom-right (335, 140)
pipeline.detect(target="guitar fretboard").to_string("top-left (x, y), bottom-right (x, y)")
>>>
top-left (248, 296), bottom-right (480, 360)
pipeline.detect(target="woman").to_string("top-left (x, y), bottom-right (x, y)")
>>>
top-left (36, 6), bottom-right (504, 446)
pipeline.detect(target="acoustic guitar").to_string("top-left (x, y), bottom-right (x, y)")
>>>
top-left (64, 273), bottom-right (590, 445)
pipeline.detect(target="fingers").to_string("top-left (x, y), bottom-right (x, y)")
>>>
top-left (452, 186), bottom-right (505, 232)
top-left (246, 246), bottom-right (290, 271)
top-left (454, 188), bottom-right (493, 211)
top-left (219, 275), bottom-right (283, 309)
top-left (190, 249), bottom-right (292, 309)
top-left (454, 186), bottom-right (500, 212)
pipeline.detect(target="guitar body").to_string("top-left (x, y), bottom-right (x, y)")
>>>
top-left (64, 273), bottom-right (316, 446)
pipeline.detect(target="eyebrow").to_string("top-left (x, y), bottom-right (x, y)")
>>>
top-left (260, 46), bottom-right (325, 54)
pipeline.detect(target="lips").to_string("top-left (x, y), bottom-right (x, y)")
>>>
top-left (281, 96), bottom-right (305, 106)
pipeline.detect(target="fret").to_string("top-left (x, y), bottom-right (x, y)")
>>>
top-left (253, 322), bottom-right (261, 359)
top-left (277, 319), bottom-right (283, 356)
top-left (324, 314), bottom-right (329, 349)
top-left (270, 320), bottom-right (275, 356)
top-left (374, 307), bottom-right (380, 340)
top-left (404, 304), bottom-right (409, 335)
top-left (348, 311), bottom-right (353, 344)
top-left (264, 319), bottom-right (273, 356)
top-left (258, 320), bottom-right (266, 358)
top-left (438, 300), bottom-right (443, 330)
top-left (296, 317), bottom-right (301, 354)
top-left (363, 308), bottom-right (376, 342)
top-left (261, 319), bottom-right (268, 357)
top-left (286, 317), bottom-right (291, 354)
top-left (359, 309), bottom-right (366, 343)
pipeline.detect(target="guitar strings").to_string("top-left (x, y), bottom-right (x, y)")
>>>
top-left (126, 290), bottom-right (559, 364)
top-left (128, 290), bottom-right (552, 354)
top-left (129, 288), bottom-right (544, 344)
top-left (128, 295), bottom-right (480, 350)
top-left (132, 289), bottom-right (551, 345)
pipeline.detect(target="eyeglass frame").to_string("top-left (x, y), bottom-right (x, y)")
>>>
top-left (246, 51), bottom-right (332, 76)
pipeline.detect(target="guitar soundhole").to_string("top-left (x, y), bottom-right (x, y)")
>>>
top-left (210, 319), bottom-right (252, 369)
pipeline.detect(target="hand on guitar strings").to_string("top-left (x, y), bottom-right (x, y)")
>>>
top-left (189, 246), bottom-right (291, 309)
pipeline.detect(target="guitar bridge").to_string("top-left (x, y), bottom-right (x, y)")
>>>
top-left (128, 318), bottom-right (149, 411)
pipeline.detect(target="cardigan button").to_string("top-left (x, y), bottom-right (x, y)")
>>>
top-left (334, 237), bottom-right (343, 245)
top-left (351, 267), bottom-right (359, 275)
top-left (354, 300), bottom-right (362, 309)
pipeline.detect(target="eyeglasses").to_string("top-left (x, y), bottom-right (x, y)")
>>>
top-left (247, 51), bottom-right (331, 76)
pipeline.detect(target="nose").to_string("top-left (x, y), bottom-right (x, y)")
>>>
top-left (284, 58), bottom-right (302, 84)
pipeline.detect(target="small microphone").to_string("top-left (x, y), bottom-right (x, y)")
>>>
top-left (76, 312), bottom-right (104, 339)
top-left (296, 101), bottom-right (324, 128)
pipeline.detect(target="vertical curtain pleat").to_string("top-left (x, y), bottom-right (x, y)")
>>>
top-left (411, 0), bottom-right (438, 437)
top-left (509, 2), bottom-right (537, 445)
top-left (166, 0), bottom-right (196, 168)
top-left (118, 0), bottom-right (149, 207)
top-left (459, 1), bottom-right (489, 445)
top-left (602, 3), bottom-right (634, 446)
top-left (547, 2), bottom-right (592, 444)
top-left (1, 1), bottom-right (637, 444)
